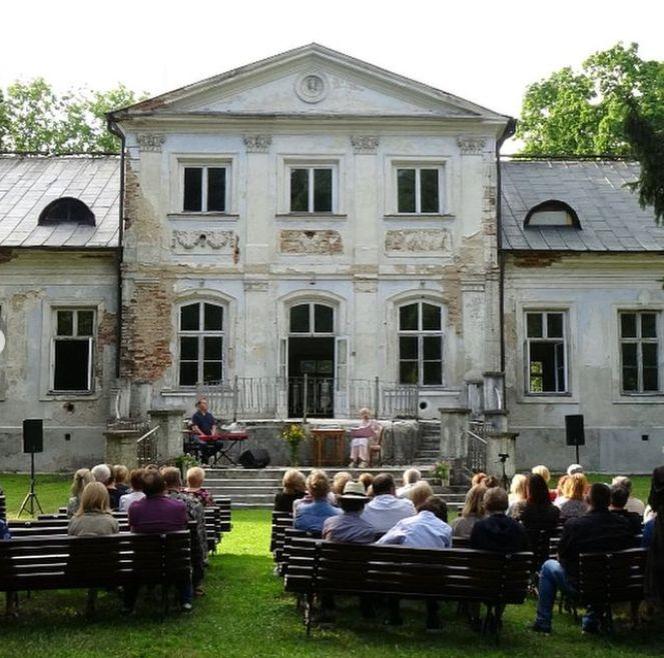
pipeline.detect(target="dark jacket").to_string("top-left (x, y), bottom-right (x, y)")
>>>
top-left (558, 509), bottom-right (636, 585)
top-left (520, 502), bottom-right (561, 531)
top-left (273, 490), bottom-right (306, 514)
top-left (470, 513), bottom-right (529, 553)
top-left (611, 509), bottom-right (643, 536)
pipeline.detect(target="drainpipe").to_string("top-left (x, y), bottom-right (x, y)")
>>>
top-left (106, 117), bottom-right (126, 379)
top-left (496, 118), bottom-right (517, 373)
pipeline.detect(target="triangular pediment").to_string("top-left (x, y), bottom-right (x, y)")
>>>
top-left (111, 44), bottom-right (508, 122)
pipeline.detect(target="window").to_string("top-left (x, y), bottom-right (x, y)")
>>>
top-left (396, 167), bottom-right (441, 214)
top-left (183, 166), bottom-right (227, 212)
top-left (620, 311), bottom-right (660, 393)
top-left (39, 198), bottom-right (95, 226)
top-left (289, 167), bottom-right (334, 213)
top-left (289, 303), bottom-right (334, 335)
top-left (525, 200), bottom-right (580, 228)
top-left (398, 302), bottom-right (443, 386)
top-left (178, 302), bottom-right (224, 386)
top-left (52, 309), bottom-right (95, 392)
top-left (525, 311), bottom-right (567, 393)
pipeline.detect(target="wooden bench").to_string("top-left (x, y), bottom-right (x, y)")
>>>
top-left (0, 530), bottom-right (191, 618)
top-left (0, 495), bottom-right (6, 522)
top-left (284, 537), bottom-right (533, 638)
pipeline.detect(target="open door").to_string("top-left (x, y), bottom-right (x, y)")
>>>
top-left (335, 337), bottom-right (349, 417)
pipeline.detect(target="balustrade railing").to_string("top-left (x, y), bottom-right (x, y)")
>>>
top-left (466, 421), bottom-right (488, 473)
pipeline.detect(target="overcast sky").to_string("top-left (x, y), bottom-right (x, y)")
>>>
top-left (2, 0), bottom-right (662, 125)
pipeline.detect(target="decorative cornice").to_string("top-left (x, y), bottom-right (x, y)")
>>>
top-left (136, 133), bottom-right (165, 152)
top-left (385, 228), bottom-right (450, 254)
top-left (350, 135), bottom-right (379, 154)
top-left (172, 230), bottom-right (236, 252)
top-left (243, 134), bottom-right (272, 153)
top-left (456, 136), bottom-right (486, 155)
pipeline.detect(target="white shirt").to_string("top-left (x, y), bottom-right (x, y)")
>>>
top-left (396, 483), bottom-right (417, 499)
top-left (625, 496), bottom-right (645, 517)
top-left (361, 494), bottom-right (416, 533)
top-left (377, 511), bottom-right (453, 549)
top-left (119, 490), bottom-right (145, 513)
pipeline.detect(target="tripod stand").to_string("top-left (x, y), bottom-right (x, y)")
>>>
top-left (497, 453), bottom-right (510, 490)
top-left (17, 451), bottom-right (43, 517)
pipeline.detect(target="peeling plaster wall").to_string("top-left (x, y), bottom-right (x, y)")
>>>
top-left (0, 250), bottom-right (117, 471)
top-left (504, 253), bottom-right (664, 473)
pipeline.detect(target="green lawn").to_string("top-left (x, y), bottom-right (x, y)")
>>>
top-left (0, 474), bottom-right (662, 657)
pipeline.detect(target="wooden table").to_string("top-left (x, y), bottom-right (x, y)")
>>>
top-left (310, 428), bottom-right (346, 467)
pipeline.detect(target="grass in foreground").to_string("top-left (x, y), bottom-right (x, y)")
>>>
top-left (0, 474), bottom-right (662, 657)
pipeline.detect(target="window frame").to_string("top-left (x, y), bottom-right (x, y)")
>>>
top-left (176, 301), bottom-right (226, 387)
top-left (619, 310), bottom-right (662, 395)
top-left (181, 164), bottom-right (230, 214)
top-left (50, 308), bottom-right (95, 393)
top-left (397, 301), bottom-right (444, 387)
top-left (287, 164), bottom-right (337, 214)
top-left (288, 302), bottom-right (336, 337)
top-left (393, 164), bottom-right (444, 215)
top-left (524, 310), bottom-right (569, 396)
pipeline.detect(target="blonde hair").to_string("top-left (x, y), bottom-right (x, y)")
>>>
top-left (510, 474), bottom-right (528, 500)
top-left (358, 407), bottom-right (372, 416)
top-left (461, 484), bottom-right (486, 518)
top-left (282, 469), bottom-right (306, 494)
top-left (403, 468), bottom-right (422, 485)
top-left (70, 468), bottom-right (93, 497)
top-left (532, 465), bottom-right (551, 483)
top-left (114, 464), bottom-right (129, 486)
top-left (332, 471), bottom-right (352, 495)
top-left (410, 481), bottom-right (434, 509)
top-left (186, 466), bottom-right (206, 489)
top-left (562, 473), bottom-right (587, 501)
top-left (306, 469), bottom-right (330, 500)
top-left (76, 482), bottom-right (111, 516)
top-left (471, 472), bottom-right (487, 487)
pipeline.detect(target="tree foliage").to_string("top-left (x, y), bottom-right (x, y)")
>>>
top-left (516, 43), bottom-right (664, 155)
top-left (0, 79), bottom-right (147, 153)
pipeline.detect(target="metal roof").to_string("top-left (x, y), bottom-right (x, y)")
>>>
top-left (0, 155), bottom-right (120, 249)
top-left (501, 159), bottom-right (664, 252)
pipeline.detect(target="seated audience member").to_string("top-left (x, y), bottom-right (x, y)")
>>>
top-left (361, 473), bottom-right (416, 534)
top-left (508, 473), bottom-right (528, 519)
top-left (358, 472), bottom-right (374, 494)
top-left (612, 476), bottom-right (645, 517)
top-left (68, 482), bottom-right (119, 536)
top-left (532, 465), bottom-right (556, 501)
top-left (273, 469), bottom-right (307, 513)
top-left (409, 481), bottom-right (434, 510)
top-left (113, 465), bottom-right (130, 496)
top-left (119, 468), bottom-right (146, 513)
top-left (452, 484), bottom-right (485, 539)
top-left (567, 463), bottom-right (584, 476)
top-left (470, 487), bottom-right (528, 553)
top-left (471, 472), bottom-right (487, 487)
top-left (91, 463), bottom-right (122, 510)
top-left (331, 471), bottom-right (353, 504)
top-left (378, 496), bottom-right (452, 549)
top-left (553, 474), bottom-right (569, 506)
top-left (126, 470), bottom-right (192, 611)
top-left (0, 518), bottom-right (11, 540)
top-left (396, 468), bottom-right (422, 499)
top-left (66, 468), bottom-right (94, 517)
top-left (531, 483), bottom-right (635, 634)
top-left (483, 475), bottom-right (500, 489)
top-left (293, 470), bottom-right (341, 534)
top-left (557, 473), bottom-right (589, 522)
top-left (184, 466), bottom-right (215, 507)
top-left (322, 481), bottom-right (375, 543)
top-left (609, 485), bottom-right (642, 535)
top-left (520, 474), bottom-right (561, 531)
top-left (642, 466), bottom-right (664, 550)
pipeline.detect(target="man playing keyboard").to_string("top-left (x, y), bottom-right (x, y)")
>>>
top-left (191, 398), bottom-right (218, 463)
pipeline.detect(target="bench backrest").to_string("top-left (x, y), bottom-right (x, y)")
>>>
top-left (285, 537), bottom-right (533, 603)
top-left (0, 495), bottom-right (6, 522)
top-left (0, 531), bottom-right (190, 590)
top-left (577, 548), bottom-right (647, 606)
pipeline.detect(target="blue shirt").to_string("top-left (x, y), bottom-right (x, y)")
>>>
top-left (294, 499), bottom-right (341, 534)
top-left (0, 520), bottom-right (10, 541)
top-left (192, 410), bottom-right (216, 435)
top-left (377, 511), bottom-right (453, 549)
top-left (642, 518), bottom-right (655, 548)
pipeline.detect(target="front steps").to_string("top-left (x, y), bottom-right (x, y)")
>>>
top-left (412, 420), bottom-right (441, 466)
top-left (204, 464), bottom-right (467, 508)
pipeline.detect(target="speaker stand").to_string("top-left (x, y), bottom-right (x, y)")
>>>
top-left (17, 452), bottom-right (43, 518)
top-left (575, 444), bottom-right (580, 466)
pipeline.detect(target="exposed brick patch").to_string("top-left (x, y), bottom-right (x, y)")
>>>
top-left (279, 230), bottom-right (342, 254)
top-left (510, 252), bottom-right (564, 268)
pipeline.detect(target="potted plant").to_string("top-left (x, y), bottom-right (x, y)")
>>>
top-left (281, 423), bottom-right (307, 466)
top-left (432, 460), bottom-right (450, 487)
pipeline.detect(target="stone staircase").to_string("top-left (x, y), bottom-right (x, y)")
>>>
top-left (204, 465), bottom-right (467, 509)
top-left (412, 420), bottom-right (442, 466)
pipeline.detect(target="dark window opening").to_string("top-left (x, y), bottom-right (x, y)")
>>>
top-left (39, 197), bottom-right (95, 226)
top-left (54, 340), bottom-right (90, 390)
top-left (524, 200), bottom-right (581, 228)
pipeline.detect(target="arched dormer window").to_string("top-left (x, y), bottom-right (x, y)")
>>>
top-left (524, 200), bottom-right (580, 229)
top-left (38, 197), bottom-right (95, 226)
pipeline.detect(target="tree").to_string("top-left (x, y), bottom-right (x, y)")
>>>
top-left (516, 43), bottom-right (664, 155)
top-left (0, 79), bottom-right (146, 153)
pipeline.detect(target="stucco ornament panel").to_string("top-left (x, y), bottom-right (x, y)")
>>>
top-left (136, 133), bottom-right (166, 152)
top-left (294, 72), bottom-right (328, 104)
top-left (172, 230), bottom-right (236, 253)
top-left (385, 229), bottom-right (450, 254)
top-left (456, 136), bottom-right (486, 155)
top-left (351, 136), bottom-right (379, 154)
top-left (279, 230), bottom-right (342, 255)
top-left (243, 134), bottom-right (272, 153)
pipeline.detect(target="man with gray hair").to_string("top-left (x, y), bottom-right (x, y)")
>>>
top-left (396, 468), bottom-right (421, 499)
top-left (90, 463), bottom-right (120, 509)
top-left (91, 463), bottom-right (111, 484)
top-left (612, 475), bottom-right (645, 517)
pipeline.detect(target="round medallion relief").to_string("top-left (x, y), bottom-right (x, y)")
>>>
top-left (295, 73), bottom-right (328, 104)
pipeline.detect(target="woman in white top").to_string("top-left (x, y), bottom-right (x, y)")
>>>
top-left (348, 407), bottom-right (381, 468)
